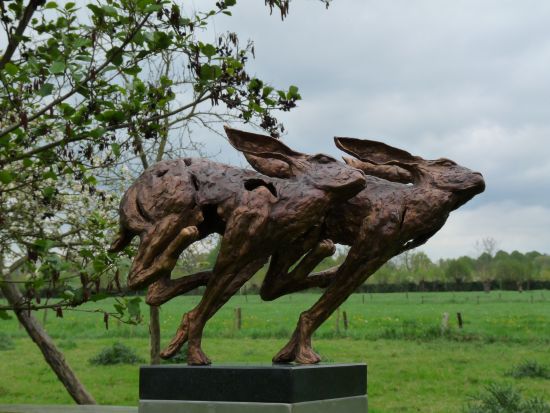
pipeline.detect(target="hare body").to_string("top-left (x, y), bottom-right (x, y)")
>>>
top-left (111, 128), bottom-right (366, 364)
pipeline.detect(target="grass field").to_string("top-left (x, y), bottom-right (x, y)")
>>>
top-left (1, 291), bottom-right (549, 412)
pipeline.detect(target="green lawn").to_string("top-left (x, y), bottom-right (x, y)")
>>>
top-left (1, 291), bottom-right (549, 412)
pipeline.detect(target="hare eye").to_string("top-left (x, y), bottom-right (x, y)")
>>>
top-left (439, 159), bottom-right (456, 167)
top-left (310, 154), bottom-right (335, 164)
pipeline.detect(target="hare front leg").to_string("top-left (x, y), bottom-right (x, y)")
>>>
top-left (274, 207), bottom-right (398, 364)
top-left (161, 189), bottom-right (273, 364)
top-left (260, 239), bottom-right (336, 301)
top-left (128, 225), bottom-right (200, 290)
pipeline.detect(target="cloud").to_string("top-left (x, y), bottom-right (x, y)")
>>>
top-left (421, 202), bottom-right (550, 260)
top-left (200, 0), bottom-right (550, 257)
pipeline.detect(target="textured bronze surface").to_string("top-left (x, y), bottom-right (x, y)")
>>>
top-left (257, 138), bottom-right (486, 364)
top-left (110, 127), bottom-right (366, 365)
top-left (112, 128), bottom-right (484, 365)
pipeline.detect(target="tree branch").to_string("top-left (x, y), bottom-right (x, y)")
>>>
top-left (0, 8), bottom-right (155, 139)
top-left (0, 0), bottom-right (41, 71)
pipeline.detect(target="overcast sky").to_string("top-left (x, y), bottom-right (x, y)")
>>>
top-left (193, 0), bottom-right (550, 260)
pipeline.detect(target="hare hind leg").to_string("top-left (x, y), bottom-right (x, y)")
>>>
top-left (161, 190), bottom-right (272, 364)
top-left (128, 222), bottom-right (200, 290)
top-left (146, 269), bottom-right (212, 306)
top-left (260, 239), bottom-right (335, 301)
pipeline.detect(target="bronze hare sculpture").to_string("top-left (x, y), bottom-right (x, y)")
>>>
top-left (111, 127), bottom-right (485, 365)
top-left (257, 137), bottom-right (485, 363)
top-left (110, 127), bottom-right (366, 365)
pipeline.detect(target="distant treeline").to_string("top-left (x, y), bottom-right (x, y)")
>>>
top-left (2, 245), bottom-right (548, 300)
top-left (311, 249), bottom-right (550, 293)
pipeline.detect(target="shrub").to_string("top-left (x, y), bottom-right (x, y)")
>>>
top-left (162, 344), bottom-right (188, 364)
top-left (507, 360), bottom-right (550, 379)
top-left (463, 382), bottom-right (550, 413)
top-left (89, 342), bottom-right (145, 366)
top-left (0, 332), bottom-right (14, 351)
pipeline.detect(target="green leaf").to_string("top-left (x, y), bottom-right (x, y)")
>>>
top-left (127, 297), bottom-right (142, 319)
top-left (102, 5), bottom-right (118, 17)
top-left (200, 43), bottom-right (217, 58)
top-left (58, 103), bottom-right (75, 117)
top-left (262, 86), bottom-right (274, 98)
top-left (225, 0), bottom-right (237, 6)
top-left (106, 48), bottom-right (123, 66)
top-left (49, 61), bottom-right (66, 75)
top-left (4, 63), bottom-right (18, 76)
top-left (44, 1), bottom-right (58, 9)
top-left (0, 310), bottom-right (12, 320)
top-left (42, 170), bottom-right (57, 180)
top-left (38, 83), bottom-right (54, 97)
top-left (122, 66), bottom-right (142, 76)
top-left (93, 258), bottom-right (107, 273)
top-left (65, 2), bottom-right (76, 10)
top-left (86, 4), bottom-right (103, 17)
top-left (287, 85), bottom-right (300, 99)
top-left (111, 143), bottom-right (121, 157)
top-left (42, 186), bottom-right (55, 199)
top-left (97, 110), bottom-right (124, 123)
top-left (0, 171), bottom-right (13, 184)
top-left (89, 127), bottom-right (105, 138)
top-left (248, 78), bottom-right (263, 92)
top-left (199, 64), bottom-right (222, 81)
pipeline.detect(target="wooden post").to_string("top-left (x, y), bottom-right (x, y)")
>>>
top-left (234, 307), bottom-right (242, 330)
top-left (335, 308), bottom-right (340, 334)
top-left (441, 312), bottom-right (449, 335)
top-left (243, 286), bottom-right (248, 303)
top-left (149, 306), bottom-right (161, 365)
top-left (457, 312), bottom-right (463, 329)
top-left (343, 311), bottom-right (349, 331)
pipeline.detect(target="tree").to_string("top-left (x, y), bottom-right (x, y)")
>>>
top-left (444, 256), bottom-right (473, 287)
top-left (474, 237), bottom-right (498, 292)
top-left (1, 0), bottom-right (329, 403)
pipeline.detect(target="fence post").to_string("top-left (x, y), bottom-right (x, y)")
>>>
top-left (343, 311), bottom-right (349, 331)
top-left (234, 307), bottom-right (242, 330)
top-left (457, 312), bottom-right (463, 329)
top-left (441, 312), bottom-right (449, 335)
top-left (335, 308), bottom-right (340, 334)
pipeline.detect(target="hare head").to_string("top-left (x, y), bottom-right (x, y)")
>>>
top-left (335, 137), bottom-right (485, 209)
top-left (225, 127), bottom-right (366, 200)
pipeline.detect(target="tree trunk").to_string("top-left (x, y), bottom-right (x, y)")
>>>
top-left (149, 305), bottom-right (161, 364)
top-left (0, 273), bottom-right (96, 404)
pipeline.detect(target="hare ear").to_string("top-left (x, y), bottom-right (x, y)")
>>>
top-left (343, 157), bottom-right (413, 184)
top-left (335, 137), bottom-right (419, 166)
top-left (225, 126), bottom-right (305, 178)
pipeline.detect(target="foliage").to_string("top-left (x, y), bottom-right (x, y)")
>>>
top-left (161, 343), bottom-right (188, 364)
top-left (0, 0), bottom-right (312, 319)
top-left (88, 342), bottom-right (144, 365)
top-left (507, 360), bottom-right (550, 379)
top-left (463, 382), bottom-right (550, 413)
top-left (364, 249), bottom-right (549, 290)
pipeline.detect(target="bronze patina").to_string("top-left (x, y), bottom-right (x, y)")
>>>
top-left (110, 127), bottom-right (366, 365)
top-left (111, 128), bottom-right (485, 365)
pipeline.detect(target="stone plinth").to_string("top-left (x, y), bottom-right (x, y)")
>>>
top-left (139, 363), bottom-right (367, 413)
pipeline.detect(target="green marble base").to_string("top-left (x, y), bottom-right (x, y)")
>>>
top-left (139, 395), bottom-right (367, 413)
